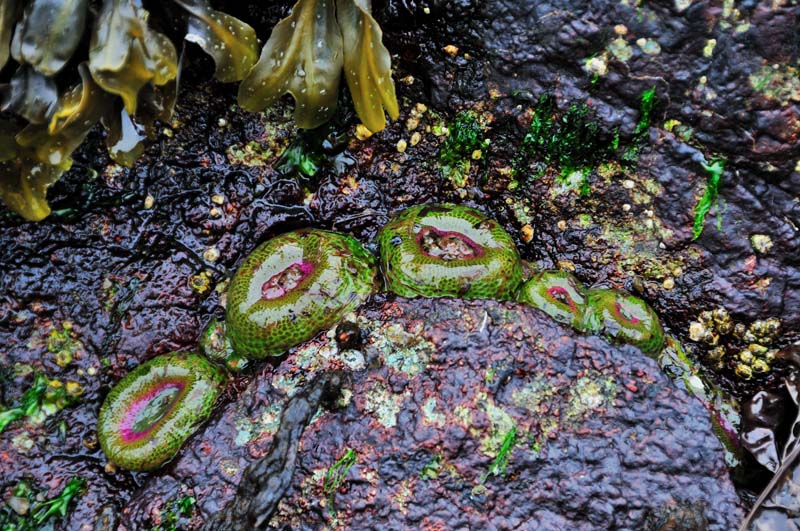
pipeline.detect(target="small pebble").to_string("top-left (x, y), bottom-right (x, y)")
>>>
top-left (410, 132), bottom-right (422, 146)
top-left (396, 139), bottom-right (408, 153)
top-left (211, 194), bottom-right (225, 205)
top-left (521, 224), bottom-right (533, 243)
top-left (204, 247), bottom-right (220, 262)
top-left (217, 118), bottom-right (228, 127)
top-left (662, 277), bottom-right (674, 290)
top-left (557, 220), bottom-right (567, 231)
top-left (444, 44), bottom-right (459, 57)
top-left (143, 195), bottom-right (155, 209)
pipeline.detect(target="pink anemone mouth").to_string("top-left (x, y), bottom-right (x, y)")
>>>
top-left (615, 300), bottom-right (641, 324)
top-left (547, 286), bottom-right (578, 312)
top-left (261, 260), bottom-right (314, 300)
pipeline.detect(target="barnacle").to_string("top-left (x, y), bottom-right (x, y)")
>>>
top-left (97, 352), bottom-right (226, 471)
top-left (225, 229), bottom-right (377, 359)
top-left (0, 0), bottom-right (259, 221)
top-left (239, 0), bottom-right (398, 131)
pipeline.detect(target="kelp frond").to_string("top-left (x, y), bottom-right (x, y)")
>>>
top-left (337, 0), bottom-right (398, 132)
top-left (175, 0), bottom-right (259, 83)
top-left (238, 0), bottom-right (398, 132)
top-left (238, 0), bottom-right (343, 129)
top-left (89, 0), bottom-right (178, 115)
top-left (0, 0), bottom-right (398, 220)
top-left (11, 0), bottom-right (88, 76)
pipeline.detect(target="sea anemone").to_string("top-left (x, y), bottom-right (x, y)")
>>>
top-left (225, 229), bottom-right (377, 358)
top-left (378, 204), bottom-right (523, 300)
top-left (97, 351), bottom-right (226, 471)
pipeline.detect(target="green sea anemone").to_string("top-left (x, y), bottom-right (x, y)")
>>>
top-left (378, 204), bottom-right (523, 300)
top-left (517, 270), bottom-right (588, 330)
top-left (97, 351), bottom-right (226, 471)
top-left (583, 288), bottom-right (665, 354)
top-left (225, 229), bottom-right (377, 359)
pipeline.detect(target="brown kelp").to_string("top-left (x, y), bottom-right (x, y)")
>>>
top-left (0, 0), bottom-right (260, 221)
top-left (238, 0), bottom-right (398, 131)
top-left (0, 0), bottom-right (399, 221)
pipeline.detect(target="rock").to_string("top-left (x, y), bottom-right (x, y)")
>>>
top-left (121, 297), bottom-right (743, 530)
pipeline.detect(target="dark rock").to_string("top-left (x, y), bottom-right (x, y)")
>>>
top-left (121, 298), bottom-right (743, 530)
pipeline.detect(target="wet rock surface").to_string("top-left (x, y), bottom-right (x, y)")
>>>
top-left (0, 0), bottom-right (797, 528)
top-left (119, 297), bottom-right (742, 530)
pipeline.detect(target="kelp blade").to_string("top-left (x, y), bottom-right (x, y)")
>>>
top-left (11, 0), bottom-right (88, 76)
top-left (336, 0), bottom-right (398, 133)
top-left (238, 0), bottom-right (342, 129)
top-left (175, 0), bottom-right (258, 83)
top-left (89, 0), bottom-right (177, 114)
top-left (0, 0), bottom-right (18, 70)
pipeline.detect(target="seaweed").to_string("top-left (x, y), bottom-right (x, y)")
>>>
top-left (691, 158), bottom-right (725, 240)
top-left (438, 111), bottom-right (489, 187)
top-left (0, 0), bottom-right (18, 70)
top-left (239, 0), bottom-right (398, 132)
top-left (11, 0), bottom-right (87, 76)
top-left (238, 0), bottom-right (343, 129)
top-left (175, 0), bottom-right (258, 83)
top-left (323, 448), bottom-right (358, 512)
top-left (337, 0), bottom-right (399, 132)
top-left (0, 372), bottom-right (78, 433)
top-left (89, 0), bottom-right (178, 115)
top-left (0, 0), bottom-right (397, 221)
top-left (0, 477), bottom-right (86, 530)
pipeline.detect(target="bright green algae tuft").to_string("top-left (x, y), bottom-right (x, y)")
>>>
top-left (584, 288), bottom-right (665, 354)
top-left (225, 229), bottom-right (377, 358)
top-left (517, 271), bottom-right (588, 330)
top-left (378, 204), bottom-right (522, 300)
top-left (97, 352), bottom-right (226, 471)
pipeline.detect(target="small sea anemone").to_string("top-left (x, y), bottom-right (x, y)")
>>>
top-left (517, 270), bottom-right (588, 330)
top-left (378, 204), bottom-right (523, 299)
top-left (225, 229), bottom-right (377, 358)
top-left (584, 288), bottom-right (665, 355)
top-left (97, 351), bottom-right (226, 471)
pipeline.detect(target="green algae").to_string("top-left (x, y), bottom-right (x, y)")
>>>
top-left (323, 448), bottom-right (357, 513)
top-left (0, 372), bottom-right (80, 434)
top-left (438, 111), bottom-right (489, 187)
top-left (97, 352), bottom-right (226, 471)
top-left (378, 204), bottom-right (522, 300)
top-left (0, 477), bottom-right (86, 531)
top-left (484, 426), bottom-right (518, 480)
top-left (692, 157), bottom-right (725, 240)
top-left (225, 229), bottom-right (377, 359)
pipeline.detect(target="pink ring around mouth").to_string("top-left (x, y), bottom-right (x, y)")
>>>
top-left (547, 286), bottom-right (577, 312)
top-left (119, 381), bottom-right (184, 444)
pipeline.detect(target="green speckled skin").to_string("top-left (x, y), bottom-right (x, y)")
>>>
top-left (378, 204), bottom-right (522, 300)
top-left (583, 288), bottom-right (665, 354)
top-left (518, 271), bottom-right (588, 329)
top-left (225, 229), bottom-right (377, 358)
top-left (98, 352), bottom-right (226, 471)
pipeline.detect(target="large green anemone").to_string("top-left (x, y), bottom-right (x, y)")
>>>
top-left (378, 204), bottom-right (522, 299)
top-left (583, 288), bottom-right (665, 354)
top-left (225, 229), bottom-right (377, 358)
top-left (518, 270), bottom-right (588, 330)
top-left (97, 352), bottom-right (226, 471)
